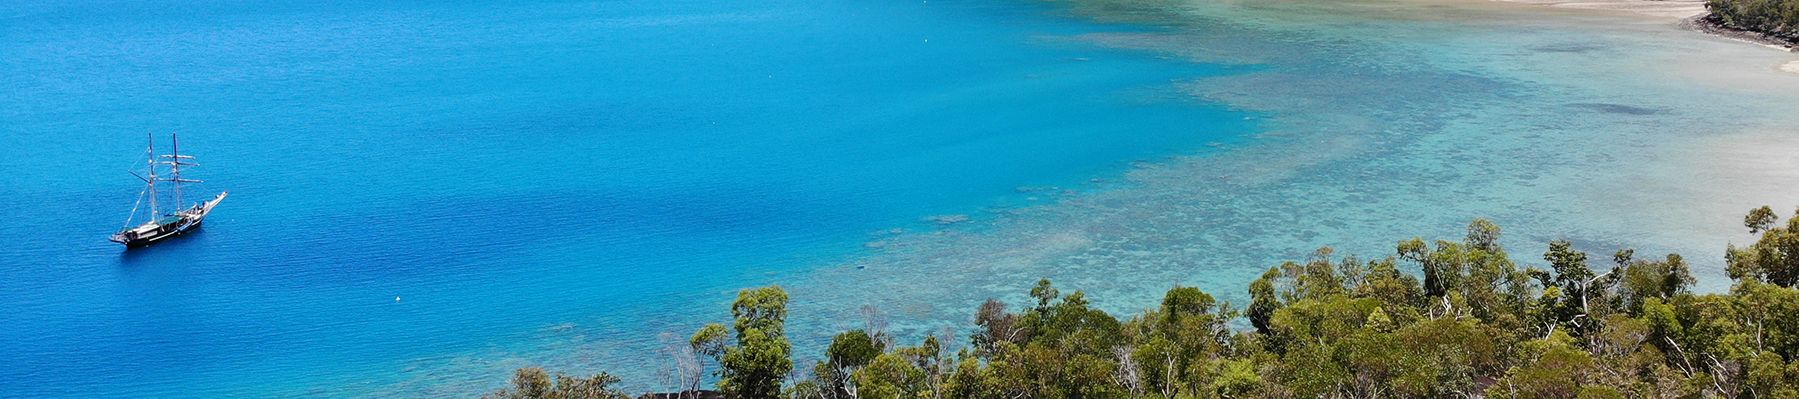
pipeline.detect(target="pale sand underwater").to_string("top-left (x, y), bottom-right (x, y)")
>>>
top-left (784, 0), bottom-right (1799, 370)
top-left (368, 0), bottom-right (1799, 394)
top-left (1492, 0), bottom-right (1707, 19)
top-left (1491, 0), bottom-right (1799, 57)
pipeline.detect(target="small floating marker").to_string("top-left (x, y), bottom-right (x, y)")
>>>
top-left (395, 296), bottom-right (402, 303)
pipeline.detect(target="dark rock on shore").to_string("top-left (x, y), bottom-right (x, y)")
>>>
top-left (1687, 12), bottom-right (1799, 51)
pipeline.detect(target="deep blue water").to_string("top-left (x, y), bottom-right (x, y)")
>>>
top-left (0, 0), bottom-right (1254, 396)
top-left (10, 0), bottom-right (1799, 396)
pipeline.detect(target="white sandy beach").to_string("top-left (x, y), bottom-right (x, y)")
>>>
top-left (1494, 0), bottom-right (1707, 18)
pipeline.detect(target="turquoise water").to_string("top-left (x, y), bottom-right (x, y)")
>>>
top-left (5, 0), bottom-right (1799, 396)
top-left (1, 0), bottom-right (1252, 396)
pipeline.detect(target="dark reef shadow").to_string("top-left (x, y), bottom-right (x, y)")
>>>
top-left (1533, 43), bottom-right (1608, 54)
top-left (1568, 102), bottom-right (1664, 116)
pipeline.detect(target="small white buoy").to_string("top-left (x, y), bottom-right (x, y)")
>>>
top-left (395, 296), bottom-right (402, 303)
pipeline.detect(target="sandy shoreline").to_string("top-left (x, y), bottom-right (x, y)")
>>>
top-left (1490, 0), bottom-right (1799, 76)
top-left (1683, 14), bottom-right (1799, 52)
top-left (1493, 0), bottom-right (1709, 19)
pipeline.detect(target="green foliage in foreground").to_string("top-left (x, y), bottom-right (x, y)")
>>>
top-left (1709, 0), bottom-right (1799, 39)
top-left (483, 367), bottom-right (631, 399)
top-left (493, 205), bottom-right (1799, 398)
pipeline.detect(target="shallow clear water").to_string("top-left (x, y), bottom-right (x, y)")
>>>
top-left (3, 0), bottom-right (1798, 396)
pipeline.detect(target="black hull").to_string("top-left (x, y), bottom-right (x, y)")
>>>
top-left (110, 191), bottom-right (227, 248)
top-left (114, 218), bottom-right (204, 248)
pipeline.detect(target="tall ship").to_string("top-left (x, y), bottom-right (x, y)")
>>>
top-left (110, 133), bottom-right (227, 248)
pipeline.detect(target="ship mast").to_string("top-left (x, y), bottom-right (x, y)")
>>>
top-left (159, 132), bottom-right (200, 212)
top-left (170, 132), bottom-right (181, 209)
top-left (146, 132), bottom-right (159, 218)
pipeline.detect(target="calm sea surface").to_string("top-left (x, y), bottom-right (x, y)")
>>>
top-left (3, 0), bottom-right (1797, 396)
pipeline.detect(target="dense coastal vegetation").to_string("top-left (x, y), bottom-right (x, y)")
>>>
top-left (1707, 0), bottom-right (1799, 45)
top-left (489, 205), bottom-right (1799, 398)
